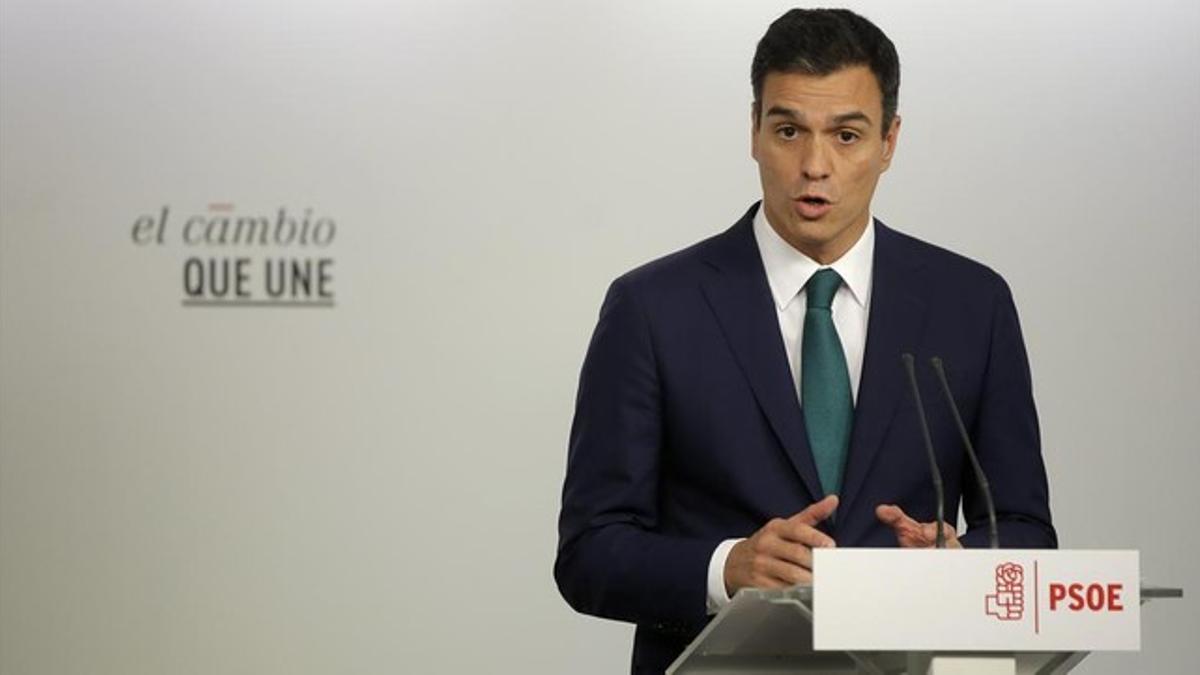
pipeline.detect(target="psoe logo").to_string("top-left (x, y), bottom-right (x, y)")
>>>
top-left (985, 562), bottom-right (1025, 621)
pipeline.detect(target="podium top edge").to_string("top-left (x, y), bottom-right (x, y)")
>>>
top-left (737, 584), bottom-right (1181, 601)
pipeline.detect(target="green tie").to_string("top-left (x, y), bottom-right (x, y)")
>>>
top-left (802, 268), bottom-right (853, 496)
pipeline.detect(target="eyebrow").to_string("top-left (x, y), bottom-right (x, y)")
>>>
top-left (765, 106), bottom-right (874, 127)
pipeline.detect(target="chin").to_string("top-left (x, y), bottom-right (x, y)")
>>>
top-left (787, 220), bottom-right (838, 243)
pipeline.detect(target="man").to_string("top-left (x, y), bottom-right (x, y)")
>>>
top-left (555, 8), bottom-right (1056, 673)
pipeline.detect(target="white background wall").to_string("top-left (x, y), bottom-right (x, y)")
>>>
top-left (1, 1), bottom-right (1196, 672)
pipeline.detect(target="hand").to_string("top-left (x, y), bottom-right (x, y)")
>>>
top-left (724, 495), bottom-right (838, 595)
top-left (875, 504), bottom-right (962, 548)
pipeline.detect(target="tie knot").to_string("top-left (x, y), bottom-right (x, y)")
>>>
top-left (805, 268), bottom-right (842, 310)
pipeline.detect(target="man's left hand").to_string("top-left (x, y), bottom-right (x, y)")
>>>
top-left (875, 504), bottom-right (962, 548)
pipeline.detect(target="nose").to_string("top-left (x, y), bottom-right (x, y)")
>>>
top-left (800, 137), bottom-right (832, 181)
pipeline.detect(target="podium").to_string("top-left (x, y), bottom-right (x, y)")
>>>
top-left (668, 551), bottom-right (1182, 675)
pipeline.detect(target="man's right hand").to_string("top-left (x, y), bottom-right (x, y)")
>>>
top-left (723, 495), bottom-right (838, 596)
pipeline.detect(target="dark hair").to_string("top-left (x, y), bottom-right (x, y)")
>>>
top-left (751, 8), bottom-right (900, 136)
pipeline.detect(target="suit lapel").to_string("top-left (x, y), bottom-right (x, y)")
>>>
top-left (700, 206), bottom-right (825, 502)
top-left (836, 221), bottom-right (927, 516)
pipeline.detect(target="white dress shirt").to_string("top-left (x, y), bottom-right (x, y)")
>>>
top-left (704, 206), bottom-right (875, 614)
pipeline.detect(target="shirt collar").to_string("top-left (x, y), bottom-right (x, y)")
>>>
top-left (752, 203), bottom-right (875, 311)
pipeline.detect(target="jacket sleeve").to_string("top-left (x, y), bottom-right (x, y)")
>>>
top-left (959, 277), bottom-right (1058, 549)
top-left (554, 276), bottom-right (719, 633)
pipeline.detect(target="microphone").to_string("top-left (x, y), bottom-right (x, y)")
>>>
top-left (901, 353), bottom-right (945, 548)
top-left (930, 357), bottom-right (1000, 549)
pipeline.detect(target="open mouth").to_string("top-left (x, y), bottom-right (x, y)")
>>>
top-left (793, 195), bottom-right (834, 219)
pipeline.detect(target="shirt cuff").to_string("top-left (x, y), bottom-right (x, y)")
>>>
top-left (705, 538), bottom-right (744, 615)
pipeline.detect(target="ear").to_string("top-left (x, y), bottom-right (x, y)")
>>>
top-left (880, 114), bottom-right (901, 171)
top-left (750, 101), bottom-right (761, 162)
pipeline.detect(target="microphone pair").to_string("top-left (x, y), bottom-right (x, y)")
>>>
top-left (901, 353), bottom-right (999, 549)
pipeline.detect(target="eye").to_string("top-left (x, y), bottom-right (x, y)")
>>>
top-left (776, 125), bottom-right (799, 140)
top-left (837, 130), bottom-right (860, 144)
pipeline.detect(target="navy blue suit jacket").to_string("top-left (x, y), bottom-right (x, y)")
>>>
top-left (554, 204), bottom-right (1056, 673)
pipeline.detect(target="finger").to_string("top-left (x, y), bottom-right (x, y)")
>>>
top-left (896, 527), bottom-right (927, 548)
top-left (877, 505), bottom-right (927, 547)
top-left (776, 522), bottom-right (836, 550)
top-left (793, 494), bottom-right (839, 527)
top-left (875, 503), bottom-right (917, 529)
top-left (762, 537), bottom-right (818, 570)
top-left (893, 520), bottom-right (958, 548)
top-left (920, 521), bottom-right (961, 547)
top-left (946, 527), bottom-right (963, 549)
top-left (759, 556), bottom-right (814, 586)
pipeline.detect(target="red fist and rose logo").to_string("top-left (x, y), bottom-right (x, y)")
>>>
top-left (985, 562), bottom-right (1025, 621)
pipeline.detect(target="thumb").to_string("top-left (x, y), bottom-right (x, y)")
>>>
top-left (875, 503), bottom-right (909, 527)
top-left (795, 494), bottom-right (839, 526)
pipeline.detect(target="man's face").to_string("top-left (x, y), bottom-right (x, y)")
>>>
top-left (751, 65), bottom-right (900, 264)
